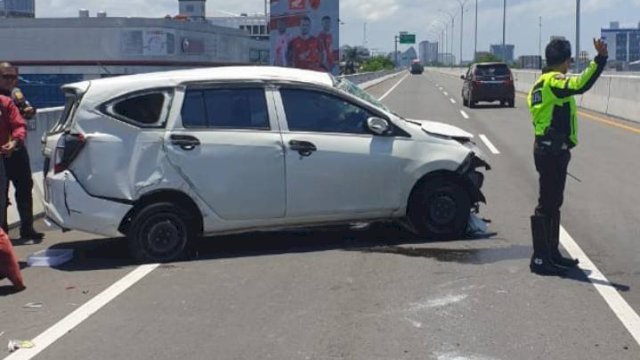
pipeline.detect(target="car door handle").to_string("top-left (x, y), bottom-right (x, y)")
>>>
top-left (289, 140), bottom-right (317, 157)
top-left (170, 134), bottom-right (201, 151)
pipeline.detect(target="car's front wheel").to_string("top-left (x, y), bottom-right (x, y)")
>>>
top-left (407, 177), bottom-right (471, 239)
top-left (128, 202), bottom-right (193, 263)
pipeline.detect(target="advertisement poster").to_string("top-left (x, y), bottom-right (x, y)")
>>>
top-left (270, 0), bottom-right (339, 75)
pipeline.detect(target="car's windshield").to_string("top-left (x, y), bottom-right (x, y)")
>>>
top-left (334, 77), bottom-right (393, 113)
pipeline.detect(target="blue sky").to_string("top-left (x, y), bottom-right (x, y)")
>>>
top-left (36, 0), bottom-right (640, 61)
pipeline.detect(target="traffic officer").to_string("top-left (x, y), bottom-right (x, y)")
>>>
top-left (0, 62), bottom-right (44, 240)
top-left (527, 38), bottom-right (608, 276)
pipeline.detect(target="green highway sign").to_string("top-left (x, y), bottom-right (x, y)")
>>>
top-left (399, 33), bottom-right (416, 44)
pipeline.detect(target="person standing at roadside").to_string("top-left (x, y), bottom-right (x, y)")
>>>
top-left (0, 62), bottom-right (44, 240)
top-left (0, 88), bottom-right (27, 291)
top-left (527, 38), bottom-right (608, 276)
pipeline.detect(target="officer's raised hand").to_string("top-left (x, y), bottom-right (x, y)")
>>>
top-left (594, 38), bottom-right (608, 57)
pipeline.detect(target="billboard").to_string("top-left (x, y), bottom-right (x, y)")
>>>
top-left (270, 0), bottom-right (339, 75)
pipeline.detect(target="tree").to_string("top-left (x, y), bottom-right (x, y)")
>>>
top-left (340, 45), bottom-right (370, 74)
top-left (361, 56), bottom-right (395, 72)
top-left (475, 53), bottom-right (503, 63)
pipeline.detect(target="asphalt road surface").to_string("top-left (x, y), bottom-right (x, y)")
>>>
top-left (1, 70), bottom-right (639, 360)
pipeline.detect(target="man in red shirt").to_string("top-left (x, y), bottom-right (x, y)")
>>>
top-left (288, 16), bottom-right (323, 71)
top-left (0, 93), bottom-right (26, 292)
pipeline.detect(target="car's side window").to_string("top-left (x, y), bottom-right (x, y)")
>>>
top-left (181, 87), bottom-right (269, 130)
top-left (280, 88), bottom-right (374, 134)
top-left (106, 90), bottom-right (172, 128)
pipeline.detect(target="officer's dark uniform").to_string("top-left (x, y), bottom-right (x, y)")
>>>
top-left (527, 40), bottom-right (607, 275)
top-left (1, 87), bottom-right (43, 240)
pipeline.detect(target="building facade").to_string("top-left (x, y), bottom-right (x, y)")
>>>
top-left (419, 41), bottom-right (438, 65)
top-left (601, 21), bottom-right (640, 65)
top-left (490, 44), bottom-right (514, 63)
top-left (0, 17), bottom-right (269, 107)
top-left (0, 0), bottom-right (34, 18)
top-left (208, 13), bottom-right (269, 42)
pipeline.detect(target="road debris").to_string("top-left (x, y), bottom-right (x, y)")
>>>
top-left (23, 302), bottom-right (43, 309)
top-left (8, 340), bottom-right (34, 352)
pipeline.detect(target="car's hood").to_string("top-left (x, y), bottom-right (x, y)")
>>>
top-left (406, 119), bottom-right (474, 140)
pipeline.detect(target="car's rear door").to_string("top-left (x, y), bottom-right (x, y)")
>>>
top-left (164, 83), bottom-right (286, 220)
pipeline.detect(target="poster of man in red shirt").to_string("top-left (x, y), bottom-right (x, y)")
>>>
top-left (270, 0), bottom-right (339, 75)
top-left (288, 16), bottom-right (323, 71)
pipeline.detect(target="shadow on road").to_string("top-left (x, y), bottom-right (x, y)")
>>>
top-left (41, 222), bottom-right (528, 272)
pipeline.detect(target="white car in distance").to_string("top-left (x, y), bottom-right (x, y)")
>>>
top-left (42, 66), bottom-right (490, 262)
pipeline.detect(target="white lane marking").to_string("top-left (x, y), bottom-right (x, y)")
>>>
top-left (4, 264), bottom-right (159, 360)
top-left (378, 73), bottom-right (410, 101)
top-left (443, 91), bottom-right (449, 96)
top-left (560, 227), bottom-right (640, 346)
top-left (479, 134), bottom-right (500, 154)
top-left (460, 110), bottom-right (469, 119)
top-left (449, 98), bottom-right (456, 104)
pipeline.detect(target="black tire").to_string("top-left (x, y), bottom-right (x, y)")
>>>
top-left (407, 177), bottom-right (471, 239)
top-left (128, 202), bottom-right (193, 263)
top-left (508, 99), bottom-right (515, 108)
top-left (468, 92), bottom-right (476, 108)
top-left (462, 92), bottom-right (469, 107)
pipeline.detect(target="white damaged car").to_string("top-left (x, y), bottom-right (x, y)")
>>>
top-left (42, 66), bottom-right (490, 262)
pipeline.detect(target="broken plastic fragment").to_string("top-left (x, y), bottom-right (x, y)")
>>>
top-left (8, 340), bottom-right (34, 352)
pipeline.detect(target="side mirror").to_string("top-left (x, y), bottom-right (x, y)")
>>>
top-left (460, 75), bottom-right (466, 80)
top-left (367, 117), bottom-right (391, 135)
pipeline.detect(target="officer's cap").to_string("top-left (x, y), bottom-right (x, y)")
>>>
top-left (546, 39), bottom-right (572, 66)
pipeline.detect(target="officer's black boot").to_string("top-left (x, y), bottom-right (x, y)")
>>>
top-left (548, 212), bottom-right (578, 268)
top-left (530, 215), bottom-right (567, 276)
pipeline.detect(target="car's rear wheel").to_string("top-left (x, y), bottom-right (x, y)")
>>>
top-left (128, 202), bottom-right (193, 263)
top-left (462, 92), bottom-right (469, 107)
top-left (508, 98), bottom-right (515, 108)
top-left (407, 177), bottom-right (471, 239)
top-left (468, 91), bottom-right (476, 108)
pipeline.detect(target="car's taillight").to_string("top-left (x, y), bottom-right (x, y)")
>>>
top-left (53, 133), bottom-right (85, 174)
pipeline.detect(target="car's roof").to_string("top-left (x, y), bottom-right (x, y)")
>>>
top-left (66, 66), bottom-right (335, 101)
top-left (474, 62), bottom-right (509, 67)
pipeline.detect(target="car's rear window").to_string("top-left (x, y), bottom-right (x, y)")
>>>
top-left (474, 65), bottom-right (510, 77)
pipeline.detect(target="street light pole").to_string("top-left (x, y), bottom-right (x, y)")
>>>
top-left (394, 35), bottom-right (399, 67)
top-left (576, 0), bottom-right (581, 72)
top-left (457, 0), bottom-right (469, 65)
top-left (502, 0), bottom-right (507, 62)
top-left (474, 0), bottom-right (478, 62)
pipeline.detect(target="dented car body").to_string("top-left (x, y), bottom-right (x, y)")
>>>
top-left (42, 66), bottom-right (490, 262)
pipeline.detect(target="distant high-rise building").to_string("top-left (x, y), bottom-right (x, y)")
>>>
top-left (490, 44), bottom-right (514, 63)
top-left (601, 21), bottom-right (640, 65)
top-left (0, 0), bottom-right (35, 18)
top-left (518, 55), bottom-right (542, 69)
top-left (419, 41), bottom-right (438, 64)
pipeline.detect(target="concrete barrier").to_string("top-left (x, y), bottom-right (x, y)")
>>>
top-left (427, 66), bottom-right (640, 124)
top-left (606, 76), bottom-right (640, 121)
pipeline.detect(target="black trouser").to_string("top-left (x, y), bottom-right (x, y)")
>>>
top-left (533, 141), bottom-right (571, 218)
top-left (3, 147), bottom-right (34, 233)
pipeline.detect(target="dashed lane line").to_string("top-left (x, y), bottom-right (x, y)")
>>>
top-left (460, 110), bottom-right (470, 119)
top-left (449, 98), bottom-right (456, 104)
top-left (479, 134), bottom-right (500, 154)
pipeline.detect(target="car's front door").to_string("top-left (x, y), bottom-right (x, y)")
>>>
top-left (275, 87), bottom-right (407, 218)
top-left (165, 85), bottom-right (286, 220)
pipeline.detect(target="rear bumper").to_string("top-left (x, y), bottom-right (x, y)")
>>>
top-left (43, 170), bottom-right (132, 237)
top-left (472, 85), bottom-right (514, 101)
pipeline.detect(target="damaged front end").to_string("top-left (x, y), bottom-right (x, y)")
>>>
top-left (457, 151), bottom-right (491, 208)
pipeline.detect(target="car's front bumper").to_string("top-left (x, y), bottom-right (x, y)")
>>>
top-left (43, 170), bottom-right (132, 238)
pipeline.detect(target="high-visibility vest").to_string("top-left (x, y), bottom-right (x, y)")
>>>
top-left (527, 56), bottom-right (607, 147)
